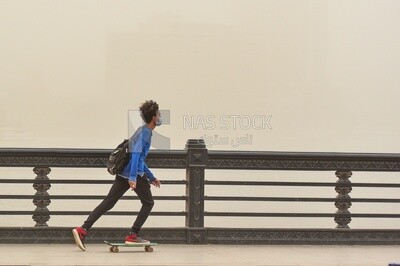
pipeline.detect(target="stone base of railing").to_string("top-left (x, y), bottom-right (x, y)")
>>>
top-left (1, 227), bottom-right (400, 245)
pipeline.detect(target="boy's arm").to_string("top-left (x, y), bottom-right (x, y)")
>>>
top-left (128, 147), bottom-right (140, 182)
top-left (143, 162), bottom-right (156, 181)
top-left (144, 163), bottom-right (160, 187)
top-left (129, 129), bottom-right (152, 182)
top-left (144, 163), bottom-right (161, 187)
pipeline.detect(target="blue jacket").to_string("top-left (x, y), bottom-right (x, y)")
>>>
top-left (119, 124), bottom-right (156, 182)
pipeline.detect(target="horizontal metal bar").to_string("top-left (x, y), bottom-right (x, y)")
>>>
top-left (50, 211), bottom-right (186, 216)
top-left (204, 180), bottom-right (400, 187)
top-left (204, 196), bottom-right (400, 203)
top-left (0, 179), bottom-right (186, 185)
top-left (204, 212), bottom-right (400, 218)
top-left (207, 150), bottom-right (400, 160)
top-left (344, 183), bottom-right (400, 188)
top-left (3, 227), bottom-right (400, 245)
top-left (2, 147), bottom-right (400, 160)
top-left (2, 195), bottom-right (399, 203)
top-left (207, 152), bottom-right (400, 171)
top-left (0, 195), bottom-right (187, 200)
top-left (350, 198), bottom-right (400, 202)
top-left (205, 212), bottom-right (335, 217)
top-left (1, 147), bottom-right (400, 171)
top-left (2, 179), bottom-right (399, 187)
top-left (0, 149), bottom-right (187, 168)
top-left (2, 211), bottom-right (399, 218)
top-left (205, 196), bottom-right (314, 201)
top-left (0, 211), bottom-right (186, 216)
top-left (205, 181), bottom-right (328, 186)
top-left (351, 213), bottom-right (400, 218)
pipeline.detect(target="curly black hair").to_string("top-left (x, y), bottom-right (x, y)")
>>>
top-left (140, 100), bottom-right (159, 124)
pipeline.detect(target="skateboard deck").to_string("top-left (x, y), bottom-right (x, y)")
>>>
top-left (104, 240), bottom-right (158, 253)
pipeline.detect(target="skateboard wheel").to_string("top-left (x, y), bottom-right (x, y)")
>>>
top-left (109, 247), bottom-right (113, 252)
top-left (145, 246), bottom-right (153, 252)
top-left (111, 246), bottom-right (119, 253)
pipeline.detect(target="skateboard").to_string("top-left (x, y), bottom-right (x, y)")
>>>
top-left (104, 240), bottom-right (158, 253)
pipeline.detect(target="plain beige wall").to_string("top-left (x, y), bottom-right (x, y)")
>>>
top-left (1, 0), bottom-right (399, 152)
top-left (0, 0), bottom-right (400, 229)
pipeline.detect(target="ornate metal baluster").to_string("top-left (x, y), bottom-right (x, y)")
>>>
top-left (334, 170), bottom-right (352, 229)
top-left (32, 167), bottom-right (51, 227)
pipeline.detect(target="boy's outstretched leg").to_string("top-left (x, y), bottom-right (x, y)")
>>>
top-left (72, 175), bottom-right (129, 250)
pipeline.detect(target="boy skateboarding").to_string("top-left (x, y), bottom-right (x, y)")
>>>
top-left (73, 100), bottom-right (162, 251)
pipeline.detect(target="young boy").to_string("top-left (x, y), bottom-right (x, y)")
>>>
top-left (72, 100), bottom-right (162, 251)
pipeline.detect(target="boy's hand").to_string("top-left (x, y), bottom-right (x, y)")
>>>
top-left (151, 178), bottom-right (161, 188)
top-left (128, 181), bottom-right (136, 190)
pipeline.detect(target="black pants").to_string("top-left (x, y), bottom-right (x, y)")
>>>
top-left (83, 174), bottom-right (154, 234)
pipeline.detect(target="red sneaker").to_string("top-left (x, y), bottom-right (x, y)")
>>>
top-left (124, 233), bottom-right (150, 244)
top-left (72, 227), bottom-right (88, 251)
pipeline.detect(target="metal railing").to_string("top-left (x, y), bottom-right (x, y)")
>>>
top-left (1, 139), bottom-right (400, 244)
